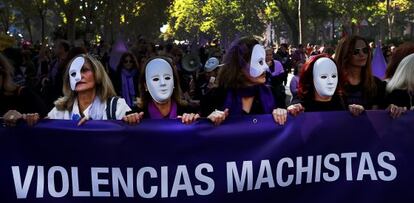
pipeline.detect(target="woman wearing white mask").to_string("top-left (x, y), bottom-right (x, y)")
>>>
top-left (201, 37), bottom-right (287, 125)
top-left (287, 54), bottom-right (349, 115)
top-left (47, 54), bottom-right (141, 125)
top-left (133, 56), bottom-right (228, 125)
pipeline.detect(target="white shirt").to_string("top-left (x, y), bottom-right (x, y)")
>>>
top-left (48, 98), bottom-right (131, 120)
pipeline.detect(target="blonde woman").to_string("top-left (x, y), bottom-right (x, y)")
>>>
top-left (47, 54), bottom-right (141, 125)
top-left (386, 53), bottom-right (414, 116)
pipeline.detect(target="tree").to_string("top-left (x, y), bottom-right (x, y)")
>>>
top-left (272, 0), bottom-right (300, 45)
top-left (166, 0), bottom-right (204, 41)
top-left (0, 0), bottom-right (15, 33)
top-left (53, 0), bottom-right (81, 42)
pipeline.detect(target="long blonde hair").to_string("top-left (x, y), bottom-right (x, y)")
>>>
top-left (386, 53), bottom-right (414, 95)
top-left (54, 54), bottom-right (116, 110)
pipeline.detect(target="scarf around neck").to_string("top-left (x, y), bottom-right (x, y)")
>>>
top-left (121, 68), bottom-right (137, 107)
top-left (224, 84), bottom-right (275, 116)
top-left (148, 100), bottom-right (178, 119)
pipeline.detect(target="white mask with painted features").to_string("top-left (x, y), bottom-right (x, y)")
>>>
top-left (69, 56), bottom-right (85, 91)
top-left (249, 44), bottom-right (269, 77)
top-left (313, 58), bottom-right (338, 97)
top-left (145, 59), bottom-right (174, 104)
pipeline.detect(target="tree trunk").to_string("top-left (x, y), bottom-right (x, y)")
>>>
top-left (67, 11), bottom-right (76, 43)
top-left (298, 0), bottom-right (303, 44)
top-left (0, 12), bottom-right (10, 33)
top-left (276, 1), bottom-right (299, 45)
top-left (386, 0), bottom-right (392, 39)
top-left (24, 18), bottom-right (33, 42)
top-left (331, 17), bottom-right (335, 41)
top-left (41, 15), bottom-right (45, 43)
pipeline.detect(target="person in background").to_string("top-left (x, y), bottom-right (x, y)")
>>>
top-left (385, 42), bottom-right (414, 81)
top-left (289, 62), bottom-right (303, 103)
top-left (265, 47), bottom-right (287, 108)
top-left (110, 52), bottom-right (140, 107)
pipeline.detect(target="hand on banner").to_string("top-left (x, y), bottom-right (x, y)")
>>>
top-left (123, 112), bottom-right (144, 125)
top-left (23, 113), bottom-right (40, 127)
top-left (287, 103), bottom-right (305, 116)
top-left (77, 116), bottom-right (89, 126)
top-left (3, 110), bottom-right (23, 127)
top-left (387, 104), bottom-right (407, 119)
top-left (207, 108), bottom-right (229, 126)
top-left (2, 110), bottom-right (39, 127)
top-left (177, 113), bottom-right (200, 125)
top-left (272, 108), bottom-right (287, 125)
top-left (348, 104), bottom-right (364, 116)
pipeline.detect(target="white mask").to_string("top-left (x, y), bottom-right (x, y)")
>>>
top-left (249, 44), bottom-right (268, 78)
top-left (145, 59), bottom-right (174, 103)
top-left (69, 57), bottom-right (85, 91)
top-left (313, 58), bottom-right (338, 97)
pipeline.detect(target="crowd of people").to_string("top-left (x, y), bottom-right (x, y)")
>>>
top-left (1, 35), bottom-right (413, 127)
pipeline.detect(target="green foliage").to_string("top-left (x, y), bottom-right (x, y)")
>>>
top-left (166, 0), bottom-right (203, 41)
top-left (166, 0), bottom-right (266, 42)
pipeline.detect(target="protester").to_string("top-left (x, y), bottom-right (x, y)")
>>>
top-left (134, 57), bottom-right (226, 125)
top-left (386, 53), bottom-right (414, 113)
top-left (202, 37), bottom-right (287, 125)
top-left (197, 57), bottom-right (221, 98)
top-left (47, 54), bottom-right (140, 125)
top-left (0, 53), bottom-right (47, 127)
top-left (110, 52), bottom-right (140, 107)
top-left (287, 54), bottom-right (354, 115)
top-left (334, 35), bottom-right (386, 111)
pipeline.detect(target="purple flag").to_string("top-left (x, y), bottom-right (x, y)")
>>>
top-left (371, 42), bottom-right (387, 79)
top-left (109, 39), bottom-right (128, 70)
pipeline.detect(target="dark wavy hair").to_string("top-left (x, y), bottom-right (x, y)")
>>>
top-left (137, 56), bottom-right (187, 109)
top-left (217, 36), bottom-right (260, 89)
top-left (298, 54), bottom-right (344, 100)
top-left (116, 52), bottom-right (140, 73)
top-left (385, 42), bottom-right (414, 79)
top-left (334, 35), bottom-right (377, 99)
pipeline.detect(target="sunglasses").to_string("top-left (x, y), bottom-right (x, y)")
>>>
top-left (123, 59), bottom-right (133, 64)
top-left (353, 47), bottom-right (369, 55)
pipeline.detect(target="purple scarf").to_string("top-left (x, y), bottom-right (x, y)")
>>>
top-left (224, 84), bottom-right (275, 116)
top-left (121, 69), bottom-right (137, 107)
top-left (148, 100), bottom-right (178, 119)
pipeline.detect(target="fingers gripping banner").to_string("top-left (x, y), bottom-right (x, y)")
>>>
top-left (0, 111), bottom-right (413, 203)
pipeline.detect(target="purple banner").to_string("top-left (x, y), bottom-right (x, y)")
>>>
top-left (0, 111), bottom-right (413, 203)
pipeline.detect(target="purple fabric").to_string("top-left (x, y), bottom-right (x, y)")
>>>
top-left (270, 60), bottom-right (284, 76)
top-left (371, 42), bottom-right (387, 79)
top-left (224, 85), bottom-right (275, 115)
top-left (148, 100), bottom-right (177, 119)
top-left (1, 111), bottom-right (414, 202)
top-left (290, 75), bottom-right (299, 97)
top-left (121, 69), bottom-right (137, 107)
